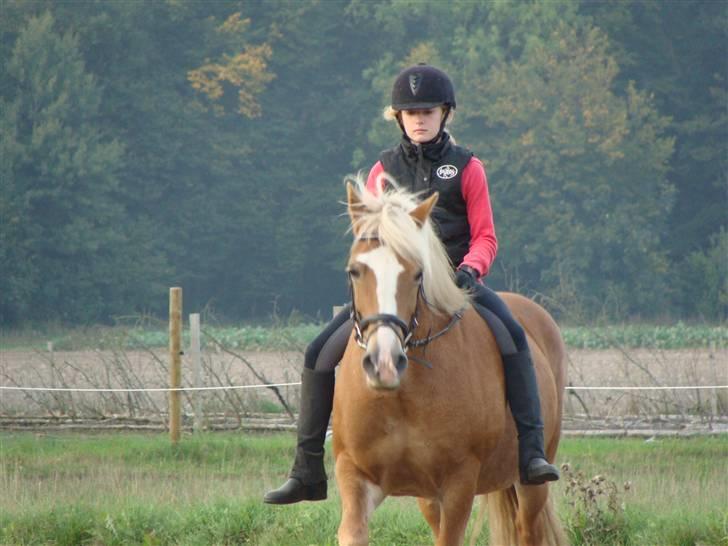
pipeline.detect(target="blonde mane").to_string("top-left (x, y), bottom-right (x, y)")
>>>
top-left (348, 176), bottom-right (469, 316)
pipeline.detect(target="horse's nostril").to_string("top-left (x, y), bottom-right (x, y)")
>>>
top-left (362, 353), bottom-right (376, 375)
top-left (395, 353), bottom-right (408, 373)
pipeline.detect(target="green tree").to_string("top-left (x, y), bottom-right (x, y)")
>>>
top-left (226, 0), bottom-right (377, 315)
top-left (354, 4), bottom-right (677, 318)
top-left (676, 229), bottom-right (728, 321)
top-left (581, 0), bottom-right (727, 257)
top-left (0, 12), bottom-right (132, 322)
top-left (22, 1), bottom-right (278, 319)
top-left (465, 24), bottom-right (675, 316)
top-left (0, 1), bottom-right (719, 324)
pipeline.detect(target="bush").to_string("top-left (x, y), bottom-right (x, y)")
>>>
top-left (561, 463), bottom-right (631, 545)
top-left (675, 228), bottom-right (728, 321)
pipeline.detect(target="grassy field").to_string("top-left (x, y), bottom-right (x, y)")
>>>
top-left (0, 432), bottom-right (726, 545)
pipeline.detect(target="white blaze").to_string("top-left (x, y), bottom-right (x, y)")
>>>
top-left (356, 246), bottom-right (404, 354)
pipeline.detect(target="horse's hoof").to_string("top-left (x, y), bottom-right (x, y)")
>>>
top-left (263, 478), bottom-right (327, 504)
top-left (522, 458), bottom-right (560, 485)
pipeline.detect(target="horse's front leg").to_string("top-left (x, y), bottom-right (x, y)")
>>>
top-left (417, 497), bottom-right (441, 541)
top-left (436, 460), bottom-right (479, 546)
top-left (335, 453), bottom-right (384, 546)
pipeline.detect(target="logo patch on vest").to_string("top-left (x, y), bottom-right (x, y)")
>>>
top-left (409, 73), bottom-right (422, 96)
top-left (436, 164), bottom-right (458, 179)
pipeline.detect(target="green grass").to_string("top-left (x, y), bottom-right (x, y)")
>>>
top-left (2, 322), bottom-right (726, 351)
top-left (1, 433), bottom-right (726, 545)
top-left (557, 438), bottom-right (728, 545)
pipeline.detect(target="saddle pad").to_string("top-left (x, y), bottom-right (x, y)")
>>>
top-left (472, 303), bottom-right (517, 357)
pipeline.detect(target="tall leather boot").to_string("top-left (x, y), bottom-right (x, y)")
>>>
top-left (263, 368), bottom-right (335, 504)
top-left (502, 350), bottom-right (560, 485)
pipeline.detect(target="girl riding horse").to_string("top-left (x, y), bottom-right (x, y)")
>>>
top-left (264, 64), bottom-right (559, 505)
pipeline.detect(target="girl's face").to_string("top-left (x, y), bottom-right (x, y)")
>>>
top-left (399, 107), bottom-right (446, 143)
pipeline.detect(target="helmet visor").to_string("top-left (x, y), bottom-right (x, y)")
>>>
top-left (391, 101), bottom-right (445, 111)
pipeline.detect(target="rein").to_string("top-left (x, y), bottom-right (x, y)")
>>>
top-left (349, 236), bottom-right (464, 368)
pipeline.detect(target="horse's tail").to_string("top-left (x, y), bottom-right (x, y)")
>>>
top-left (486, 489), bottom-right (519, 546)
top-left (467, 495), bottom-right (489, 546)
top-left (469, 489), bottom-right (568, 546)
top-left (536, 495), bottom-right (569, 546)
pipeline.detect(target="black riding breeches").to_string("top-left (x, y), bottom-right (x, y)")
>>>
top-left (469, 284), bottom-right (528, 352)
top-left (305, 304), bottom-right (353, 372)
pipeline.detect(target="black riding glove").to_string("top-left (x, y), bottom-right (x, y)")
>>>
top-left (455, 266), bottom-right (479, 290)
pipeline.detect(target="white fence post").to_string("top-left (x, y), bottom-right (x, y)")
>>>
top-left (190, 313), bottom-right (202, 433)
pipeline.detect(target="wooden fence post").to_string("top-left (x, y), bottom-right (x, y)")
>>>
top-left (190, 313), bottom-right (202, 433)
top-left (169, 287), bottom-right (182, 444)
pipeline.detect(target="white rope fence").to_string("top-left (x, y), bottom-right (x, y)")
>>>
top-left (567, 385), bottom-right (727, 391)
top-left (1, 383), bottom-right (726, 393)
top-left (0, 383), bottom-right (300, 392)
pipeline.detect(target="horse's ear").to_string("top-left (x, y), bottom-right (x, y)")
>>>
top-left (347, 182), bottom-right (365, 235)
top-left (410, 192), bottom-right (439, 227)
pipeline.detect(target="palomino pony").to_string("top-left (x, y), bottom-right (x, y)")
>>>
top-left (332, 182), bottom-right (567, 546)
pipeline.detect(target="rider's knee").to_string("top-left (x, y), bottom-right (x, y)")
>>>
top-left (304, 340), bottom-right (322, 370)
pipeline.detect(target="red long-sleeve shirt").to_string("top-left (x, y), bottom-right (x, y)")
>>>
top-left (366, 157), bottom-right (498, 277)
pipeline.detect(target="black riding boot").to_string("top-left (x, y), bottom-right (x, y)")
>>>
top-left (263, 368), bottom-right (335, 504)
top-left (502, 350), bottom-right (560, 485)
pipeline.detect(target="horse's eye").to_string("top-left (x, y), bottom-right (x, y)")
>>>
top-left (414, 270), bottom-right (423, 282)
top-left (347, 267), bottom-right (361, 280)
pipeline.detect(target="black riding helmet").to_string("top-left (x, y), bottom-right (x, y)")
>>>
top-left (391, 63), bottom-right (455, 142)
top-left (391, 63), bottom-right (456, 111)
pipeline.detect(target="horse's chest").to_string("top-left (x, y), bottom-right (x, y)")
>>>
top-left (346, 412), bottom-right (452, 494)
top-left (347, 412), bottom-right (409, 455)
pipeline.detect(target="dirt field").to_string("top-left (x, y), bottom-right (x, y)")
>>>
top-left (1, 346), bottom-right (726, 432)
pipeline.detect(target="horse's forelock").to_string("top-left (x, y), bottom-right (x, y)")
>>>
top-left (347, 177), bottom-right (468, 315)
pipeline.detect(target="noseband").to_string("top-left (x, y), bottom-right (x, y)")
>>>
top-left (350, 281), bottom-right (421, 352)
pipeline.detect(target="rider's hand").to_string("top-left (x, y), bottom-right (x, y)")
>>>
top-left (455, 266), bottom-right (479, 290)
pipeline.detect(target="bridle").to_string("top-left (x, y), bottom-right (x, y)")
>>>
top-left (349, 236), bottom-right (464, 367)
top-left (349, 280), bottom-right (420, 352)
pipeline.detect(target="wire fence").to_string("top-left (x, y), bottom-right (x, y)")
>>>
top-left (1, 383), bottom-right (726, 392)
top-left (1, 311), bottom-right (726, 432)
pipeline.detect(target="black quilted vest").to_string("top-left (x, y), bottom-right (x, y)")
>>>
top-left (379, 133), bottom-right (474, 268)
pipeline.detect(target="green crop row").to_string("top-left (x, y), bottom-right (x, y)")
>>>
top-left (2, 322), bottom-right (725, 352)
top-left (561, 323), bottom-right (727, 349)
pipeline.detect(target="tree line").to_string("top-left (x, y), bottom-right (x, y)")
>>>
top-left (0, 0), bottom-right (725, 326)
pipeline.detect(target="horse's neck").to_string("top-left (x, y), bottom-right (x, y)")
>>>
top-left (413, 305), bottom-right (457, 340)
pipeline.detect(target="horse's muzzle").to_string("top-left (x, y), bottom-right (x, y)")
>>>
top-left (362, 345), bottom-right (408, 390)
